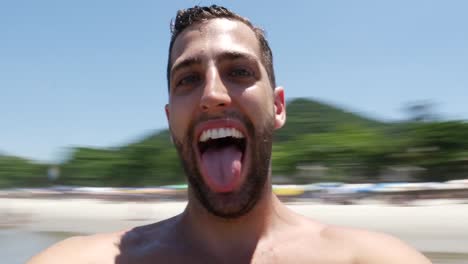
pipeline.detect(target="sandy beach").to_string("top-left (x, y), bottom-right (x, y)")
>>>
top-left (2, 198), bottom-right (468, 263)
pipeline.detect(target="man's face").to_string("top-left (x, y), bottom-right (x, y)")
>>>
top-left (166, 18), bottom-right (285, 218)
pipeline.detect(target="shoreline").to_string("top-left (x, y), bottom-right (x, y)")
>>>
top-left (2, 197), bottom-right (468, 254)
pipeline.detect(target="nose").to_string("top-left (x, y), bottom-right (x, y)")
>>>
top-left (200, 67), bottom-right (231, 111)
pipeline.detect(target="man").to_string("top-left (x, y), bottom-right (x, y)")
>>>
top-left (29, 5), bottom-right (431, 263)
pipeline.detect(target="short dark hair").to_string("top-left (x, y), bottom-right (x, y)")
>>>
top-left (167, 5), bottom-right (276, 90)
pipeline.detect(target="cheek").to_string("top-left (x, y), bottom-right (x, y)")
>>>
top-left (241, 87), bottom-right (275, 122)
top-left (168, 96), bottom-right (197, 140)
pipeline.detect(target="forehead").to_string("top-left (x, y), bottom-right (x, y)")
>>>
top-left (170, 18), bottom-right (261, 67)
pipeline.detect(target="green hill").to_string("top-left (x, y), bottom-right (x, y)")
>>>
top-left (275, 98), bottom-right (385, 142)
top-left (2, 98), bottom-right (467, 187)
top-left (0, 154), bottom-right (49, 187)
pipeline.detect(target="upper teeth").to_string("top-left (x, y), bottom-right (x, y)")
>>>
top-left (199, 128), bottom-right (244, 142)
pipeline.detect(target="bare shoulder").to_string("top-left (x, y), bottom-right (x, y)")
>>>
top-left (27, 230), bottom-right (125, 264)
top-left (28, 216), bottom-right (182, 264)
top-left (321, 225), bottom-right (432, 264)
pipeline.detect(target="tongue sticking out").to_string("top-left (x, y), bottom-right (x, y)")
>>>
top-left (201, 145), bottom-right (243, 192)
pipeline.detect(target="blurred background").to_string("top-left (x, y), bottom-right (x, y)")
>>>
top-left (1, 1), bottom-right (467, 263)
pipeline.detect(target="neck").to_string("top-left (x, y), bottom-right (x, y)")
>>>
top-left (179, 182), bottom-right (295, 257)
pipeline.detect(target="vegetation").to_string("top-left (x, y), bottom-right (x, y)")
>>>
top-left (1, 98), bottom-right (467, 187)
top-left (0, 155), bottom-right (49, 188)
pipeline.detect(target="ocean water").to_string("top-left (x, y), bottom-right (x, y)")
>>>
top-left (1, 229), bottom-right (466, 264)
top-left (0, 229), bottom-right (76, 264)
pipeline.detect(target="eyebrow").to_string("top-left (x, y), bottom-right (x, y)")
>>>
top-left (170, 56), bottom-right (203, 80)
top-left (217, 51), bottom-right (259, 64)
top-left (170, 51), bottom-right (259, 80)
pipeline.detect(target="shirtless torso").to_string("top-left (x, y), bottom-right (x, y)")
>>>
top-left (29, 196), bottom-right (431, 264)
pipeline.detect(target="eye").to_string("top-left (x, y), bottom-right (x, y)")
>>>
top-left (176, 74), bottom-right (201, 87)
top-left (229, 68), bottom-right (254, 78)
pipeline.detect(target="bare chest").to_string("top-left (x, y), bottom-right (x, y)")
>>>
top-left (247, 243), bottom-right (354, 264)
top-left (111, 243), bottom-right (354, 264)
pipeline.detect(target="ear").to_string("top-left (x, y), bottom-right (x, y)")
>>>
top-left (165, 104), bottom-right (171, 120)
top-left (165, 104), bottom-right (174, 144)
top-left (273, 87), bottom-right (286, 130)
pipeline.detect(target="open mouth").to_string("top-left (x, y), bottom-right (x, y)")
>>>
top-left (198, 128), bottom-right (246, 154)
top-left (196, 127), bottom-right (248, 193)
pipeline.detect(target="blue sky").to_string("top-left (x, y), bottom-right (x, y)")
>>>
top-left (1, 0), bottom-right (467, 162)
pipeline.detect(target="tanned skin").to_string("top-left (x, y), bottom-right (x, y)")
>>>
top-left (28, 18), bottom-right (432, 264)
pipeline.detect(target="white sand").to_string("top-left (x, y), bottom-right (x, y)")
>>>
top-left (1, 198), bottom-right (467, 253)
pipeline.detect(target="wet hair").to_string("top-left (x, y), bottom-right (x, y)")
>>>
top-left (167, 5), bottom-right (276, 90)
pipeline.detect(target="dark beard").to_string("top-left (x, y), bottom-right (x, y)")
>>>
top-left (172, 112), bottom-right (274, 219)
